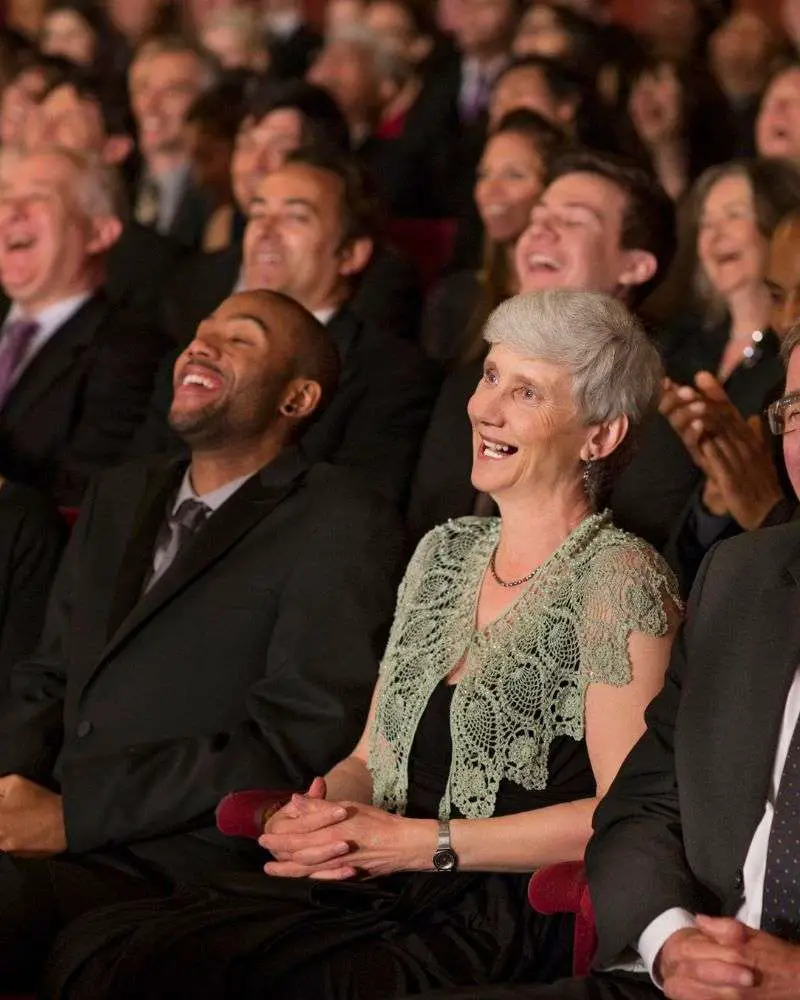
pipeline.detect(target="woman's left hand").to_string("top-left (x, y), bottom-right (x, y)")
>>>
top-left (262, 802), bottom-right (433, 881)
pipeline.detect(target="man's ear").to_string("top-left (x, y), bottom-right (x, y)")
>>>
top-left (338, 236), bottom-right (374, 278)
top-left (86, 214), bottom-right (124, 255)
top-left (580, 414), bottom-right (629, 463)
top-left (279, 379), bottom-right (323, 422)
top-left (101, 134), bottom-right (134, 167)
top-left (618, 249), bottom-right (658, 293)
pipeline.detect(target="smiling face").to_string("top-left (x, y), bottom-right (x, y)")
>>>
top-left (0, 68), bottom-right (48, 149)
top-left (468, 342), bottom-right (588, 500)
top-left (756, 67), bottom-right (800, 162)
top-left (231, 109), bottom-right (304, 212)
top-left (170, 291), bottom-right (296, 449)
top-left (513, 4), bottom-right (570, 59)
top-left (452, 0), bottom-right (517, 58)
top-left (26, 84), bottom-right (104, 155)
top-left (474, 130), bottom-right (545, 245)
top-left (244, 162), bottom-right (359, 313)
top-left (307, 40), bottom-right (380, 130)
top-left (0, 152), bottom-right (103, 311)
top-left (697, 172), bottom-right (767, 303)
top-left (41, 9), bottom-right (97, 66)
top-left (129, 50), bottom-right (207, 160)
top-left (515, 172), bottom-right (633, 295)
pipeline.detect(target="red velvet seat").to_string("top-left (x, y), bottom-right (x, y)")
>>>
top-left (58, 506), bottom-right (79, 529)
top-left (528, 862), bottom-right (596, 975)
top-left (386, 218), bottom-right (456, 293)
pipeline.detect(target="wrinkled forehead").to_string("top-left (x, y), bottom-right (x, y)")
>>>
top-left (0, 151), bottom-right (76, 194)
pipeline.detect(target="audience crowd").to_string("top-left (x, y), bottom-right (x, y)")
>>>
top-left (0, 0), bottom-right (798, 997)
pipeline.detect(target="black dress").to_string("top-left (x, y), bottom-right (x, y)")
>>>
top-left (43, 684), bottom-right (577, 1000)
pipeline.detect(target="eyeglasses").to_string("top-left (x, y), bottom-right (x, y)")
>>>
top-left (767, 390), bottom-right (800, 436)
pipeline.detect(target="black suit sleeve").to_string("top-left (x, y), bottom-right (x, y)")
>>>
top-left (0, 480), bottom-right (101, 782)
top-left (587, 546), bottom-right (718, 967)
top-left (58, 498), bottom-right (405, 853)
top-left (54, 314), bottom-right (171, 504)
top-left (0, 486), bottom-right (66, 691)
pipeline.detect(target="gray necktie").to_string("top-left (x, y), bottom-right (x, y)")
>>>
top-left (0, 319), bottom-right (39, 408)
top-left (144, 497), bottom-right (210, 594)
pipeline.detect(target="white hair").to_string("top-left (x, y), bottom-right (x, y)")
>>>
top-left (326, 23), bottom-right (413, 88)
top-left (483, 289), bottom-right (662, 427)
top-left (30, 146), bottom-right (127, 221)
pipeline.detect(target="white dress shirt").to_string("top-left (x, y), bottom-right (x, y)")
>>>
top-left (148, 467), bottom-right (256, 587)
top-left (2, 292), bottom-right (92, 390)
top-left (635, 667), bottom-right (800, 984)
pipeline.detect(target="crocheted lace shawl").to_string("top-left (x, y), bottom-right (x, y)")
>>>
top-left (368, 512), bottom-right (680, 820)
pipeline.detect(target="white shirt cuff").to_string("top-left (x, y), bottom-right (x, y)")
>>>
top-left (637, 908), bottom-right (697, 986)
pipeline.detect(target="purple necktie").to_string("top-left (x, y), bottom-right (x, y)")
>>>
top-left (0, 319), bottom-right (38, 408)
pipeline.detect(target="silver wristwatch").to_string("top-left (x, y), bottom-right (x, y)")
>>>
top-left (432, 818), bottom-right (458, 871)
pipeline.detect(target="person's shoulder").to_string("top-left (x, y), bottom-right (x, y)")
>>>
top-left (415, 515), bottom-right (497, 560)
top-left (302, 462), bottom-right (403, 526)
top-left (586, 522), bottom-right (680, 598)
top-left (0, 482), bottom-right (64, 534)
top-left (707, 518), bottom-right (800, 578)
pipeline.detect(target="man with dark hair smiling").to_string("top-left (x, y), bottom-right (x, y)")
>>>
top-left (0, 288), bottom-right (404, 992)
top-left (24, 68), bottom-right (180, 319)
top-left (409, 150), bottom-right (676, 540)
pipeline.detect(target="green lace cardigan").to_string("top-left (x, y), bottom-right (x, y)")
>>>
top-left (367, 512), bottom-right (681, 820)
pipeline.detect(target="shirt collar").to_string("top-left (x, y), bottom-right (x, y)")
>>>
top-left (173, 466), bottom-right (256, 514)
top-left (7, 291), bottom-right (92, 329)
top-left (313, 307), bottom-right (336, 326)
top-left (462, 53), bottom-right (508, 83)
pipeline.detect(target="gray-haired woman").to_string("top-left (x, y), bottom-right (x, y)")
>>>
top-left (45, 290), bottom-right (683, 1000)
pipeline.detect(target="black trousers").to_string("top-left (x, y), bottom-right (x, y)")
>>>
top-left (0, 851), bottom-right (172, 992)
top-left (415, 972), bottom-right (661, 1000)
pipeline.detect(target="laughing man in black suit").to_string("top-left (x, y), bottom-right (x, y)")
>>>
top-left (0, 287), bottom-right (405, 992)
top-left (0, 147), bottom-right (170, 505)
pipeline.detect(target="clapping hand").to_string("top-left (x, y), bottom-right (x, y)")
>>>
top-left (659, 373), bottom-right (739, 468)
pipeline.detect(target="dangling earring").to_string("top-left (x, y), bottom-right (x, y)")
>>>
top-left (582, 458), bottom-right (593, 496)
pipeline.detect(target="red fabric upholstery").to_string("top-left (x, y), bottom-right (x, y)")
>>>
top-left (58, 506), bottom-right (79, 529)
top-left (528, 862), bottom-right (596, 976)
top-left (215, 789), bottom-right (295, 839)
top-left (386, 218), bottom-right (456, 293)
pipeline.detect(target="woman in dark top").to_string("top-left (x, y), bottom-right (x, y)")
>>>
top-left (422, 109), bottom-right (569, 365)
top-left (43, 291), bottom-right (679, 1000)
top-left (0, 480), bottom-right (65, 691)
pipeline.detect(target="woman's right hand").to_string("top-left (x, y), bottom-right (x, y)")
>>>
top-left (259, 777), bottom-right (354, 872)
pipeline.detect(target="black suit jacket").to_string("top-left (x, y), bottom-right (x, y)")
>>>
top-left (407, 357), bottom-right (482, 543)
top-left (0, 292), bottom-right (171, 505)
top-left (267, 24), bottom-right (322, 79)
top-left (0, 482), bottom-right (65, 693)
top-left (107, 222), bottom-right (183, 321)
top-left (163, 242), bottom-right (422, 347)
top-left (0, 449), bottom-right (405, 877)
top-left (132, 306), bottom-right (440, 509)
top-left (134, 174), bottom-right (213, 252)
top-left (588, 521), bottom-right (800, 965)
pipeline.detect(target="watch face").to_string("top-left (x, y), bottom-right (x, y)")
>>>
top-left (433, 847), bottom-right (457, 872)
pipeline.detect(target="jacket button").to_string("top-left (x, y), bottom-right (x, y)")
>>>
top-left (76, 720), bottom-right (93, 738)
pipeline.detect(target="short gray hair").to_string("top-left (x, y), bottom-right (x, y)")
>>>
top-left (326, 24), bottom-right (413, 89)
top-left (483, 290), bottom-right (663, 506)
top-left (32, 147), bottom-right (128, 222)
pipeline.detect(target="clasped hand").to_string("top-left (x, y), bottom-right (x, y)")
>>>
top-left (258, 778), bottom-right (426, 881)
top-left (658, 916), bottom-right (800, 1000)
top-left (0, 773), bottom-right (66, 856)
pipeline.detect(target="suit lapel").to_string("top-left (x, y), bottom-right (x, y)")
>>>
top-left (700, 544), bottom-right (800, 898)
top-left (97, 448), bottom-right (310, 670)
top-left (105, 458), bottom-right (187, 640)
top-left (0, 295), bottom-right (106, 429)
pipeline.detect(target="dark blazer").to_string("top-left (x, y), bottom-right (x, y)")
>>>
top-left (134, 173), bottom-right (213, 252)
top-left (589, 521), bottom-right (800, 965)
top-left (0, 449), bottom-right (405, 877)
top-left (0, 292), bottom-right (171, 505)
top-left (0, 482), bottom-right (65, 692)
top-left (407, 357), bottom-right (482, 543)
top-left (107, 222), bottom-right (183, 321)
top-left (267, 24), bottom-right (322, 80)
top-left (162, 243), bottom-right (422, 347)
top-left (133, 306), bottom-right (440, 510)
top-left (610, 318), bottom-right (785, 549)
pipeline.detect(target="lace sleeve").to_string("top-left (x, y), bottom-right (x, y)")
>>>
top-left (577, 538), bottom-right (683, 689)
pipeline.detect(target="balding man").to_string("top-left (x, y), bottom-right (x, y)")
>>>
top-left (0, 147), bottom-right (170, 504)
top-left (0, 289), bottom-right (405, 992)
